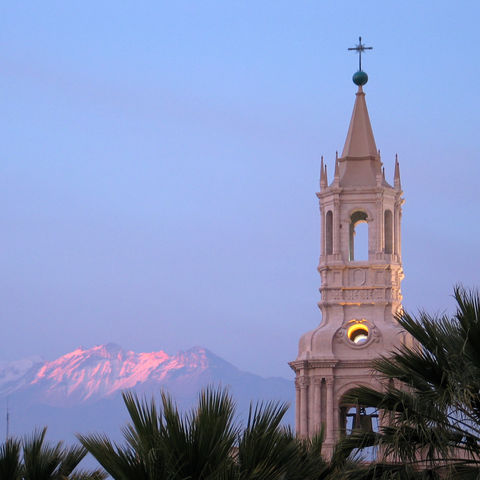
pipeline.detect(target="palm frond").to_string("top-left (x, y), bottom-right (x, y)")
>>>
top-left (159, 387), bottom-right (236, 480)
top-left (22, 427), bottom-right (64, 479)
top-left (78, 432), bottom-right (149, 480)
top-left (0, 437), bottom-right (22, 480)
top-left (237, 400), bottom-right (297, 480)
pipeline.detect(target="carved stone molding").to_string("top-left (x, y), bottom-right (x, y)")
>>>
top-left (336, 359), bottom-right (375, 368)
top-left (324, 287), bottom-right (387, 303)
top-left (291, 359), bottom-right (338, 370)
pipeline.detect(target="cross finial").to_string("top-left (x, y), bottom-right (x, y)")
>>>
top-left (348, 36), bottom-right (372, 71)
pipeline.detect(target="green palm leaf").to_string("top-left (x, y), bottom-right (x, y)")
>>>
top-left (236, 400), bottom-right (295, 480)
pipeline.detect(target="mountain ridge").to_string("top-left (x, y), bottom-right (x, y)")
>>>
top-left (0, 344), bottom-right (294, 440)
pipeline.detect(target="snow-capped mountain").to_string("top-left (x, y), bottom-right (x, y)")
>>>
top-left (0, 356), bottom-right (43, 395)
top-left (0, 344), bottom-right (294, 442)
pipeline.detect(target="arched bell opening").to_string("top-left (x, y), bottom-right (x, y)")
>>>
top-left (349, 211), bottom-right (368, 261)
top-left (325, 210), bottom-right (333, 255)
top-left (339, 393), bottom-right (380, 459)
top-left (339, 403), bottom-right (379, 436)
top-left (384, 209), bottom-right (393, 254)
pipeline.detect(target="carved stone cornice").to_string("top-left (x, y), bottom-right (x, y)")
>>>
top-left (289, 359), bottom-right (338, 371)
top-left (288, 360), bottom-right (306, 372)
top-left (292, 358), bottom-right (377, 373)
top-left (317, 187), bottom-right (343, 200)
top-left (318, 263), bottom-right (404, 273)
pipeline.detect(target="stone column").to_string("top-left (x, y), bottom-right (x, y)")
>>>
top-left (299, 377), bottom-right (309, 436)
top-left (376, 195), bottom-right (383, 255)
top-left (333, 198), bottom-right (340, 255)
top-left (295, 378), bottom-right (300, 435)
top-left (393, 205), bottom-right (398, 257)
top-left (326, 377), bottom-right (334, 442)
top-left (313, 376), bottom-right (322, 433)
top-left (398, 209), bottom-right (403, 257)
top-left (320, 205), bottom-right (325, 258)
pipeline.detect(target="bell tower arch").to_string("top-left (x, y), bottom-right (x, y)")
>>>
top-left (289, 42), bottom-right (412, 457)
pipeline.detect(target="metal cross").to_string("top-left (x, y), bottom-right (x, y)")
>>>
top-left (348, 36), bottom-right (372, 71)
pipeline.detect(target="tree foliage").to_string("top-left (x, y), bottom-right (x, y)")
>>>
top-left (0, 427), bottom-right (105, 480)
top-left (342, 286), bottom-right (480, 479)
top-left (79, 386), bottom-right (356, 480)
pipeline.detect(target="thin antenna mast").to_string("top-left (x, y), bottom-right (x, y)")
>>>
top-left (6, 397), bottom-right (10, 440)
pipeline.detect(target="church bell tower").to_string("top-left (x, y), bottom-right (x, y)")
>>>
top-left (289, 39), bottom-right (411, 456)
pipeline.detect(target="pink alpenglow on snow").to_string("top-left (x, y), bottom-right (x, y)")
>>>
top-left (27, 344), bottom-right (211, 403)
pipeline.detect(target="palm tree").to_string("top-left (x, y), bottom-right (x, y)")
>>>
top-left (340, 286), bottom-right (480, 479)
top-left (235, 400), bottom-right (297, 480)
top-left (79, 387), bottom-right (238, 480)
top-left (80, 386), bottom-right (356, 480)
top-left (0, 427), bottom-right (105, 480)
top-left (0, 438), bottom-right (22, 480)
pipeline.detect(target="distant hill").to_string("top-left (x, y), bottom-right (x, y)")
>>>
top-left (0, 344), bottom-right (294, 444)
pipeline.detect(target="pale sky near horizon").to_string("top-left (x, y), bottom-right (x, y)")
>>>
top-left (1, 1), bottom-right (479, 378)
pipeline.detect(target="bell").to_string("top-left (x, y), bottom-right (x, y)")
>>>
top-left (352, 407), bottom-right (373, 433)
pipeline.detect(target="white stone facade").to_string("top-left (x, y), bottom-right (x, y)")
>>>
top-left (289, 85), bottom-right (413, 457)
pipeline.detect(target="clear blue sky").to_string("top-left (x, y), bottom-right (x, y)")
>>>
top-left (1, 1), bottom-right (479, 377)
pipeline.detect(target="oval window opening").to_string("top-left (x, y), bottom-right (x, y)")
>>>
top-left (347, 324), bottom-right (369, 345)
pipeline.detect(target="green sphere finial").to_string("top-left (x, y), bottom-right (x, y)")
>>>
top-left (353, 70), bottom-right (368, 86)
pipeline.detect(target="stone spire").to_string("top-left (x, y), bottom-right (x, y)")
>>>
top-left (320, 156), bottom-right (328, 189)
top-left (394, 154), bottom-right (401, 189)
top-left (338, 84), bottom-right (382, 187)
top-left (341, 85), bottom-right (378, 158)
